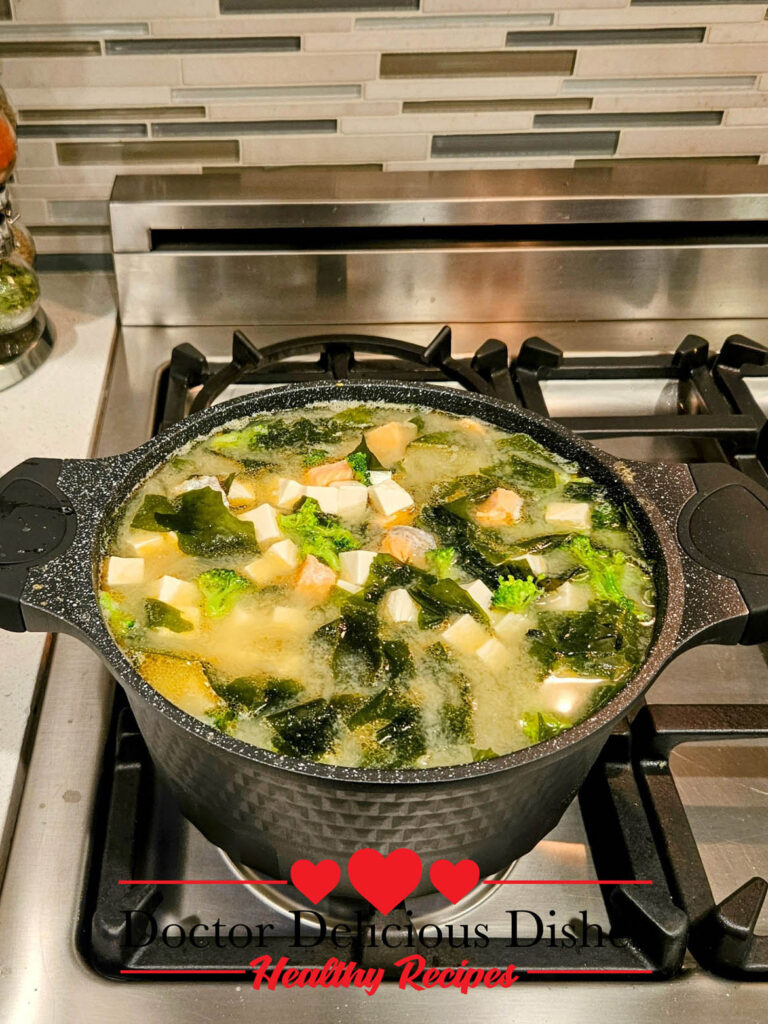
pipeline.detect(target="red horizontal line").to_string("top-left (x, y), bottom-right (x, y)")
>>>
top-left (526, 969), bottom-right (654, 975)
top-left (120, 969), bottom-right (247, 975)
top-left (118, 879), bottom-right (288, 886)
top-left (484, 880), bottom-right (653, 886)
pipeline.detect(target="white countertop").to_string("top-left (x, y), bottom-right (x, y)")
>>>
top-left (0, 271), bottom-right (117, 874)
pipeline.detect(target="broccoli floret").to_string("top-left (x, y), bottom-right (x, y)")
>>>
top-left (145, 598), bottom-right (194, 633)
top-left (491, 575), bottom-right (541, 612)
top-left (207, 705), bottom-right (239, 734)
top-left (425, 546), bottom-right (457, 579)
top-left (565, 535), bottom-right (634, 612)
top-left (278, 497), bottom-right (358, 571)
top-left (196, 568), bottom-right (250, 618)
top-left (303, 448), bottom-right (328, 468)
top-left (99, 591), bottom-right (138, 639)
top-left (346, 450), bottom-right (371, 485)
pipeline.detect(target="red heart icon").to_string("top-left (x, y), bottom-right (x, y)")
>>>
top-left (429, 859), bottom-right (480, 904)
top-left (290, 859), bottom-right (341, 905)
top-left (347, 848), bottom-right (423, 914)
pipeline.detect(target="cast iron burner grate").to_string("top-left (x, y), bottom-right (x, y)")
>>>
top-left (84, 326), bottom-right (768, 982)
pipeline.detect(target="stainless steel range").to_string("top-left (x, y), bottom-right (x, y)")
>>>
top-left (2, 167), bottom-right (768, 1022)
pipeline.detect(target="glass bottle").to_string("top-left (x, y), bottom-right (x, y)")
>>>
top-left (0, 112), bottom-right (15, 184)
top-left (0, 210), bottom-right (40, 334)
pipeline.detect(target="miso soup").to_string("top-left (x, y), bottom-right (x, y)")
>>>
top-left (99, 403), bottom-right (656, 769)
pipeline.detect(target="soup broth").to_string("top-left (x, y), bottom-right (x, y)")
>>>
top-left (99, 403), bottom-right (655, 769)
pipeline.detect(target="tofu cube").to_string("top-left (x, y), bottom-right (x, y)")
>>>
top-left (276, 477), bottom-right (305, 510)
top-left (542, 671), bottom-right (608, 717)
top-left (442, 614), bottom-right (487, 655)
top-left (266, 538), bottom-right (300, 573)
top-left (476, 637), bottom-right (509, 672)
top-left (304, 485), bottom-right (339, 515)
top-left (364, 420), bottom-right (418, 468)
top-left (461, 579), bottom-right (494, 612)
top-left (339, 549), bottom-right (377, 587)
top-left (380, 588), bottom-right (420, 624)
top-left (238, 503), bottom-right (282, 547)
top-left (333, 481), bottom-right (369, 520)
top-left (336, 579), bottom-right (362, 595)
top-left (271, 605), bottom-right (312, 634)
top-left (524, 554), bottom-right (548, 577)
top-left (174, 475), bottom-right (227, 504)
top-left (241, 556), bottom-right (275, 587)
top-left (105, 556), bottom-right (145, 586)
top-left (541, 581), bottom-right (592, 613)
top-left (369, 470), bottom-right (392, 486)
top-left (493, 611), bottom-right (530, 644)
top-left (545, 502), bottom-right (591, 531)
top-left (147, 574), bottom-right (199, 607)
top-left (368, 480), bottom-right (414, 518)
top-left (227, 476), bottom-right (257, 505)
top-left (127, 530), bottom-right (177, 559)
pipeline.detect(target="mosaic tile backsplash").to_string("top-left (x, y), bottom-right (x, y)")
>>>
top-left (2, 0), bottom-right (768, 254)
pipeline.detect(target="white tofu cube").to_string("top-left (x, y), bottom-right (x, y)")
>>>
top-left (541, 581), bottom-right (592, 613)
top-left (380, 588), bottom-right (420, 624)
top-left (493, 611), bottom-right (530, 644)
top-left (333, 481), bottom-right (369, 520)
top-left (127, 530), bottom-right (177, 559)
top-left (524, 554), bottom-right (548, 577)
top-left (368, 480), bottom-right (414, 517)
top-left (369, 470), bottom-right (392, 486)
top-left (266, 538), bottom-right (300, 573)
top-left (461, 579), bottom-right (494, 612)
top-left (242, 556), bottom-right (275, 587)
top-left (227, 477), bottom-right (256, 505)
top-left (339, 549), bottom-right (377, 587)
top-left (238, 503), bottom-right (282, 547)
top-left (105, 556), bottom-right (145, 586)
top-left (545, 502), bottom-right (591, 531)
top-left (542, 671), bottom-right (608, 717)
top-left (271, 605), bottom-right (312, 633)
top-left (336, 579), bottom-right (362, 595)
top-left (147, 574), bottom-right (199, 607)
top-left (442, 614), bottom-right (487, 655)
top-left (174, 475), bottom-right (227, 504)
top-left (476, 637), bottom-right (509, 672)
top-left (304, 485), bottom-right (339, 515)
top-left (276, 477), bottom-right (305, 509)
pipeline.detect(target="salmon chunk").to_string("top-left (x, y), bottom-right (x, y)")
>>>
top-left (295, 554), bottom-right (337, 604)
top-left (364, 420), bottom-right (418, 468)
top-left (380, 526), bottom-right (436, 568)
top-left (474, 487), bottom-right (524, 527)
top-left (305, 459), bottom-right (354, 486)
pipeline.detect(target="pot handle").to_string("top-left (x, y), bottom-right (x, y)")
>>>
top-left (0, 455), bottom-right (125, 637)
top-left (676, 462), bottom-right (768, 646)
top-left (630, 458), bottom-right (768, 650)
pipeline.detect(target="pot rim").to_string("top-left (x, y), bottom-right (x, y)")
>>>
top-left (89, 379), bottom-right (685, 785)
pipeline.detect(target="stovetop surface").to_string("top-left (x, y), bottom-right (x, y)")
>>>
top-left (2, 319), bottom-right (768, 1022)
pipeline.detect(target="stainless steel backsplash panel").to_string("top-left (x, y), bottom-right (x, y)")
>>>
top-left (110, 166), bottom-right (768, 325)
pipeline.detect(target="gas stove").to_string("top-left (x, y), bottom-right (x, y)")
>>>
top-left (2, 169), bottom-right (768, 1021)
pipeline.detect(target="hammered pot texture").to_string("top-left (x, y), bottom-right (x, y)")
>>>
top-left (128, 687), bottom-right (608, 893)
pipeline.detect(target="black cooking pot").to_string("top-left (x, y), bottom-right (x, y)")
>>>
top-left (1, 381), bottom-right (767, 897)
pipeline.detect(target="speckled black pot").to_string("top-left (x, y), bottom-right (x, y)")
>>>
top-left (1, 381), bottom-right (765, 896)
